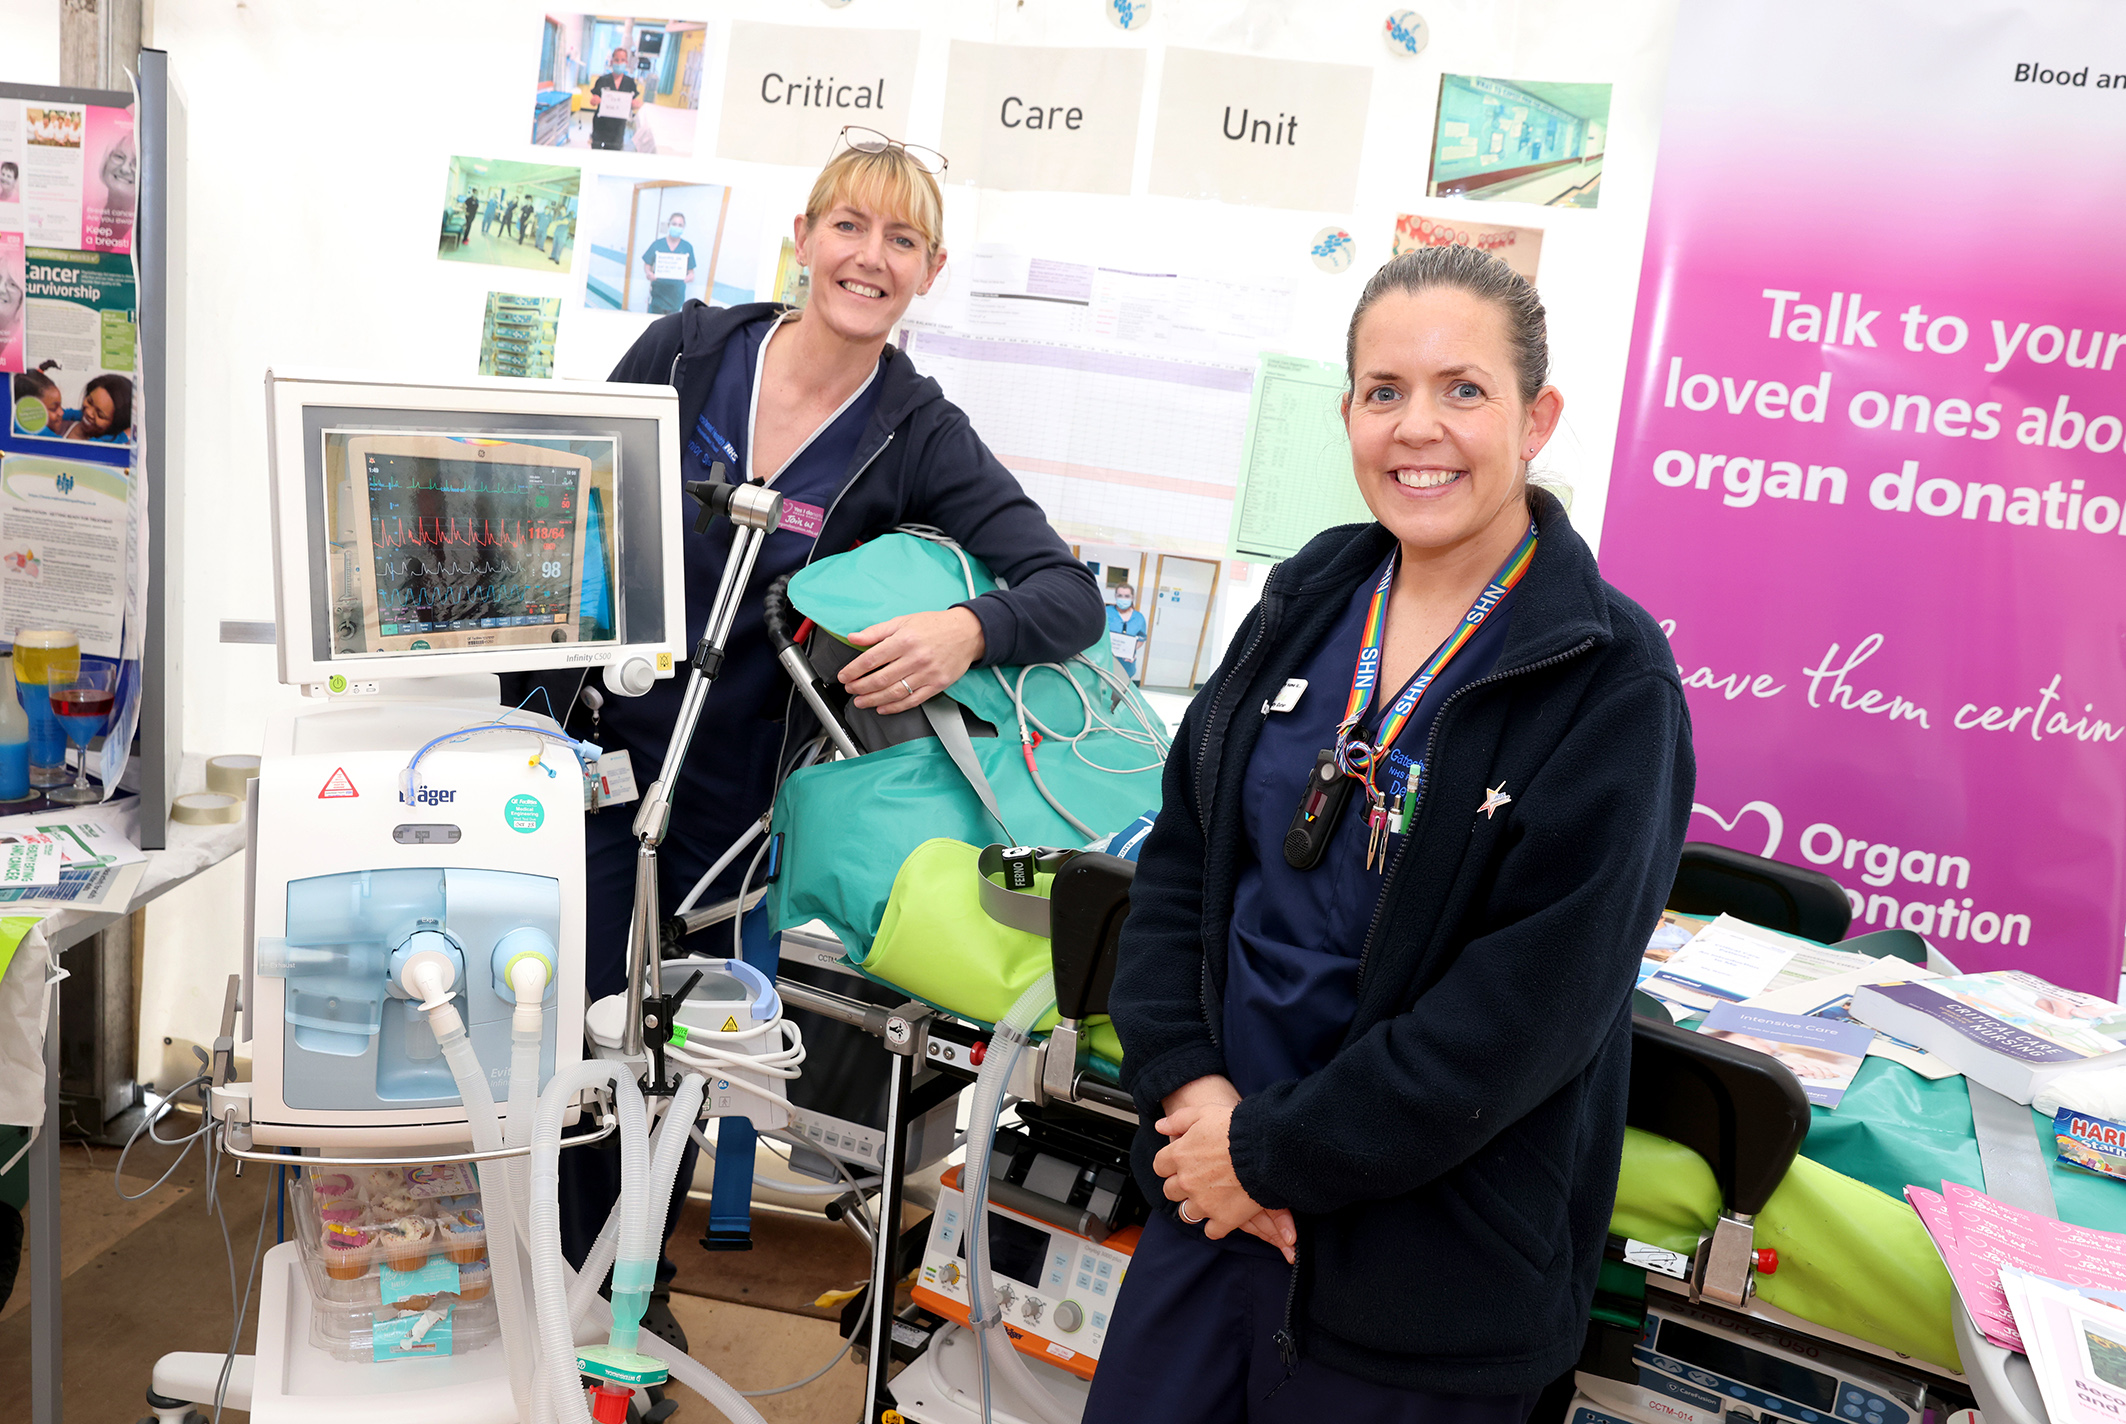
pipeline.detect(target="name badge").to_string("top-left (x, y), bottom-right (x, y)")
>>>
top-left (779, 499), bottom-right (826, 538)
top-left (1265, 678), bottom-right (1308, 714)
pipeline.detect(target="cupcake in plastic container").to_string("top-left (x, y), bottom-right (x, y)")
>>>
top-left (443, 1207), bottom-right (487, 1265)
top-left (374, 1215), bottom-right (435, 1272)
top-left (371, 1189), bottom-right (425, 1218)
top-left (310, 1171), bottom-right (358, 1202)
top-left (316, 1198), bottom-right (364, 1228)
top-left (362, 1167), bottom-right (409, 1199)
top-left (321, 1222), bottom-right (374, 1281)
top-left (456, 1262), bottom-right (492, 1301)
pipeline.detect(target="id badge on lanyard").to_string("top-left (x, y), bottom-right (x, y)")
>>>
top-left (1281, 525), bottom-right (1536, 872)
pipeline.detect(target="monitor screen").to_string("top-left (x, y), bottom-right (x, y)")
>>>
top-left (958, 1209), bottom-right (1050, 1289)
top-left (322, 429), bottom-right (619, 657)
top-left (270, 375), bottom-right (679, 688)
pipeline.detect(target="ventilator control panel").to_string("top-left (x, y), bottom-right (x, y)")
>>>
top-left (912, 1181), bottom-right (1137, 1382)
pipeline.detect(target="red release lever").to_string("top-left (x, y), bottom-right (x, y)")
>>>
top-left (1755, 1248), bottom-right (1779, 1275)
top-left (969, 1040), bottom-right (988, 1067)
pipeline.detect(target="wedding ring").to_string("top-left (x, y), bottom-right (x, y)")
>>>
top-left (1177, 1203), bottom-right (1204, 1225)
top-left (901, 678), bottom-right (916, 697)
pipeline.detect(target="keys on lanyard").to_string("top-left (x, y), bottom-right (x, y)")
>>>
top-left (1333, 524), bottom-right (1538, 872)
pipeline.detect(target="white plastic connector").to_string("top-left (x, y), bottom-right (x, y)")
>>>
top-left (404, 955), bottom-right (461, 1027)
top-left (509, 956), bottom-right (551, 1038)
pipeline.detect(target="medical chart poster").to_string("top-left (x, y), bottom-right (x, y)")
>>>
top-left (0, 455), bottom-right (131, 657)
top-left (1600, 0), bottom-right (2126, 992)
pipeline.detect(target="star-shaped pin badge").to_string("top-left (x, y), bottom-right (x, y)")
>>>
top-left (1479, 783), bottom-right (1512, 819)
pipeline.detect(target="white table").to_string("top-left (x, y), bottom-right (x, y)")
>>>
top-left (4, 786), bottom-right (248, 1424)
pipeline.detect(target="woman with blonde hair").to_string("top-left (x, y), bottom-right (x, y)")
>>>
top-left (553, 130), bottom-right (1104, 1345)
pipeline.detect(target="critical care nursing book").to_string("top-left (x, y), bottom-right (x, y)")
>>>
top-left (1850, 972), bottom-right (2126, 1105)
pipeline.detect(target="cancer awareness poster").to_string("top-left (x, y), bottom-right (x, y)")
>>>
top-left (1601, 1), bottom-right (2126, 992)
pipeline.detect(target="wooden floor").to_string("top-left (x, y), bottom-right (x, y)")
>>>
top-left (0, 1134), bottom-right (880, 1422)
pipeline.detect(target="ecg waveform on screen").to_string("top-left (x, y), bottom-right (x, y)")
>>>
top-left (370, 516), bottom-right (572, 550)
top-left (347, 449), bottom-right (591, 642)
top-left (379, 583), bottom-right (559, 609)
top-left (378, 556), bottom-right (517, 580)
top-left (367, 463), bottom-right (575, 496)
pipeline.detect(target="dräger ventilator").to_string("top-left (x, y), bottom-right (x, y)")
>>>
top-left (141, 371), bottom-right (796, 1424)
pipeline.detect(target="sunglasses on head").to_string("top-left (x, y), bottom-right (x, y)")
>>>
top-left (834, 125), bottom-right (948, 176)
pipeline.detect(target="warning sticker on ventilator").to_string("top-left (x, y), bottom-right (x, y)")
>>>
top-left (319, 767), bottom-right (357, 799)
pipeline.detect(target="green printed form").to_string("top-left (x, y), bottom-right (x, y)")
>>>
top-left (1226, 354), bottom-right (1371, 561)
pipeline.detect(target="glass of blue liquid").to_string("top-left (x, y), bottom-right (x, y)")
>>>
top-left (48, 662), bottom-right (114, 805)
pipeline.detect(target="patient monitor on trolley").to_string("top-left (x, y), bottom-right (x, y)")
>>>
top-left (214, 371), bottom-right (685, 1153)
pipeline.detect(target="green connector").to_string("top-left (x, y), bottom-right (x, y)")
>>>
top-left (576, 1344), bottom-right (670, 1388)
top-left (668, 1024), bottom-right (690, 1048)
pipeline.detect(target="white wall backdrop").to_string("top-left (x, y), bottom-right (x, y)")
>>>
top-left (3, 0), bottom-right (1683, 1056)
top-left (136, 0), bottom-right (1678, 759)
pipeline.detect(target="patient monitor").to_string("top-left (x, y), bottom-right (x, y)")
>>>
top-left (216, 371), bottom-right (684, 1152)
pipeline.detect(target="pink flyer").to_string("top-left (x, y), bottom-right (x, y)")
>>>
top-left (81, 103), bottom-right (136, 255)
top-left (0, 233), bottom-right (23, 375)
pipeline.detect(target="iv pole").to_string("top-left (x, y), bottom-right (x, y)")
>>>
top-left (621, 465), bottom-right (785, 1081)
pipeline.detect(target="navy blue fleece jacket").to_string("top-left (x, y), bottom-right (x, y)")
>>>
top-left (1109, 491), bottom-right (1695, 1395)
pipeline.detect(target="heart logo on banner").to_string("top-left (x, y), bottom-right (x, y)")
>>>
top-left (1690, 800), bottom-right (1784, 859)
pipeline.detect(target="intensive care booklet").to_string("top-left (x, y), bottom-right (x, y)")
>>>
top-left (1695, 1003), bottom-right (1874, 1107)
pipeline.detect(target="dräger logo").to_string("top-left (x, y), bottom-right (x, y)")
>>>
top-left (412, 787), bottom-right (457, 806)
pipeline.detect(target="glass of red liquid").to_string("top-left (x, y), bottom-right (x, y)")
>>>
top-left (47, 662), bottom-right (115, 805)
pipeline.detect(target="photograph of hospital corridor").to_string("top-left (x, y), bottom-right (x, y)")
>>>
top-left (1427, 75), bottom-right (1610, 208)
top-left (436, 156), bottom-right (581, 274)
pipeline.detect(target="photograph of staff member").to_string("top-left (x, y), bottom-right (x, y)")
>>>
top-left (531, 14), bottom-right (707, 158)
top-left (438, 156), bottom-right (581, 274)
top-left (11, 369), bottom-right (65, 436)
top-left (0, 162), bottom-right (18, 203)
top-left (1426, 75), bottom-right (1609, 209)
top-left (583, 176), bottom-right (758, 314)
top-left (641, 212), bottom-right (695, 313)
top-left (1106, 584), bottom-right (1149, 680)
top-left (64, 373), bottom-right (133, 445)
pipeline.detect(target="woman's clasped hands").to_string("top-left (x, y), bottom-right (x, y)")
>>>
top-left (1154, 1075), bottom-right (1296, 1264)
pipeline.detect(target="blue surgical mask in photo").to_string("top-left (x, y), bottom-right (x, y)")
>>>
top-left (668, 224), bottom-right (683, 240)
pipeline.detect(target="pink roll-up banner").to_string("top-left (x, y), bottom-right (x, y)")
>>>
top-left (1601, 1), bottom-right (2126, 993)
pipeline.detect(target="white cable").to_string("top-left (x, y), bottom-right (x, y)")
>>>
top-left (732, 834), bottom-right (773, 958)
top-left (674, 816), bottom-right (767, 917)
top-left (891, 525), bottom-right (1170, 838)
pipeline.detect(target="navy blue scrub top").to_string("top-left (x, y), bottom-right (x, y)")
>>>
top-left (1222, 549), bottom-right (1519, 1101)
top-left (595, 314), bottom-right (882, 898)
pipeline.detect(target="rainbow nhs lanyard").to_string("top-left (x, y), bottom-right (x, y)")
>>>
top-left (1335, 522), bottom-right (1538, 868)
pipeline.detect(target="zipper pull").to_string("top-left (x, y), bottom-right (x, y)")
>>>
top-left (1273, 1328), bottom-right (1297, 1370)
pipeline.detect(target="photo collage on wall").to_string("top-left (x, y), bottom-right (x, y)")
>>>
top-left (443, 15), bottom-right (761, 380)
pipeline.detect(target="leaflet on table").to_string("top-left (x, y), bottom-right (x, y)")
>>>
top-left (0, 835), bottom-right (60, 886)
top-left (1906, 1180), bottom-right (2126, 1353)
top-left (0, 455), bottom-right (130, 656)
top-left (2000, 1269), bottom-right (2126, 1424)
top-left (0, 855), bottom-right (142, 911)
top-left (0, 99), bottom-right (136, 257)
top-left (1696, 1002), bottom-right (1874, 1107)
top-left (1745, 961), bottom-right (1956, 1079)
top-left (903, 245), bottom-right (1295, 356)
top-left (1645, 914), bottom-right (1800, 1006)
top-left (8, 250), bottom-right (137, 449)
